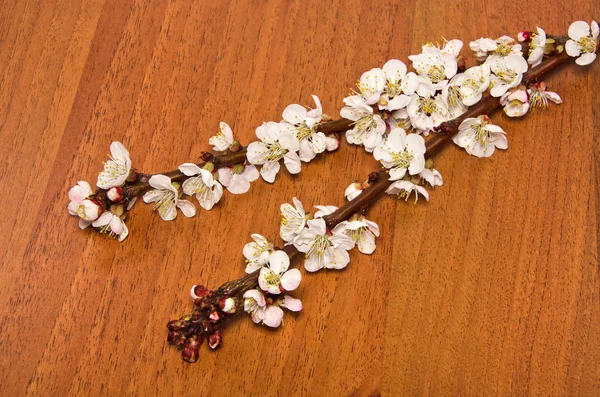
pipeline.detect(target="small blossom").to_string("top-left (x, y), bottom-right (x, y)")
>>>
top-left (452, 116), bottom-right (508, 158)
top-left (97, 142), bottom-right (132, 189)
top-left (243, 289), bottom-right (302, 328)
top-left (92, 210), bottom-right (129, 242)
top-left (246, 122), bottom-right (301, 183)
top-left (178, 163), bottom-right (223, 210)
top-left (566, 20), bottom-right (599, 66)
top-left (419, 168), bottom-right (443, 187)
top-left (527, 27), bottom-right (547, 67)
top-left (441, 76), bottom-right (467, 119)
top-left (452, 64), bottom-right (491, 106)
top-left (217, 164), bottom-right (259, 194)
top-left (527, 82), bottom-right (562, 109)
top-left (374, 128), bottom-right (426, 181)
top-left (143, 174), bottom-right (196, 221)
top-left (332, 214), bottom-right (380, 254)
top-left (244, 234), bottom-right (274, 273)
top-left (280, 197), bottom-right (308, 243)
top-left (258, 250), bottom-right (301, 294)
top-left (485, 36), bottom-right (523, 64)
top-left (470, 37), bottom-right (498, 62)
top-left (356, 68), bottom-right (386, 105)
top-left (106, 186), bottom-right (124, 202)
top-left (386, 180), bottom-right (430, 203)
top-left (281, 95), bottom-right (327, 162)
top-left (409, 44), bottom-right (458, 89)
top-left (500, 88), bottom-right (529, 117)
top-left (406, 93), bottom-right (449, 131)
top-left (488, 54), bottom-right (528, 97)
top-left (219, 298), bottom-right (237, 314)
top-left (345, 182), bottom-right (364, 201)
top-left (209, 122), bottom-right (235, 151)
top-left (293, 218), bottom-right (354, 272)
top-left (67, 181), bottom-right (100, 229)
top-left (340, 104), bottom-right (386, 152)
top-left (378, 59), bottom-right (419, 111)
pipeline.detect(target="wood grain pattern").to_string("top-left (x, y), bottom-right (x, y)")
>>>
top-left (0, 1), bottom-right (598, 396)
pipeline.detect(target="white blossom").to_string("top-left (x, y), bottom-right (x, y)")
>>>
top-left (452, 64), bottom-right (491, 106)
top-left (209, 122), bottom-right (235, 151)
top-left (217, 164), bottom-right (259, 194)
top-left (566, 20), bottom-right (599, 66)
top-left (374, 128), bottom-right (426, 181)
top-left (332, 215), bottom-right (380, 254)
top-left (345, 182), bottom-right (364, 201)
top-left (527, 27), bottom-right (547, 67)
top-left (293, 218), bottom-right (354, 272)
top-left (378, 59), bottom-right (419, 111)
top-left (244, 234), bottom-right (274, 273)
top-left (280, 197), bottom-right (308, 243)
top-left (406, 93), bottom-right (449, 131)
top-left (179, 163), bottom-right (223, 210)
top-left (419, 168), bottom-right (443, 187)
top-left (452, 116), bottom-right (508, 158)
top-left (97, 141), bottom-right (132, 189)
top-left (246, 122), bottom-right (301, 183)
top-left (500, 88), bottom-right (529, 117)
top-left (258, 250), bottom-right (301, 294)
top-left (484, 36), bottom-right (523, 64)
top-left (92, 210), bottom-right (129, 242)
top-left (386, 180), bottom-right (430, 203)
top-left (281, 95), bottom-right (327, 162)
top-left (340, 103), bottom-right (386, 152)
top-left (488, 54), bottom-right (528, 97)
top-left (409, 44), bottom-right (458, 90)
top-left (67, 181), bottom-right (100, 229)
top-left (441, 76), bottom-right (468, 119)
top-left (243, 289), bottom-right (302, 328)
top-left (527, 82), bottom-right (562, 108)
top-left (143, 174), bottom-right (196, 220)
top-left (470, 37), bottom-right (498, 62)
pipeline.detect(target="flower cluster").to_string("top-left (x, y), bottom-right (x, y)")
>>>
top-left (247, 96), bottom-right (339, 182)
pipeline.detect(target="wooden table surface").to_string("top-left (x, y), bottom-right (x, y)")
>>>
top-left (1, 1), bottom-right (599, 396)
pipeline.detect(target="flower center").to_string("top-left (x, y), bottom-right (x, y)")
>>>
top-left (386, 80), bottom-right (403, 97)
top-left (494, 42), bottom-right (513, 56)
top-left (265, 142), bottom-right (288, 161)
top-left (427, 65), bottom-right (445, 82)
top-left (77, 204), bottom-right (88, 219)
top-left (446, 86), bottom-right (462, 108)
top-left (153, 190), bottom-right (176, 217)
top-left (418, 97), bottom-right (438, 116)
top-left (102, 156), bottom-right (128, 178)
top-left (528, 89), bottom-right (547, 108)
top-left (307, 235), bottom-right (330, 259)
top-left (353, 114), bottom-right (379, 136)
top-left (578, 35), bottom-right (597, 53)
top-left (97, 222), bottom-right (118, 239)
top-left (495, 68), bottom-right (518, 84)
top-left (264, 270), bottom-right (281, 287)
top-left (391, 150), bottom-right (414, 169)
top-left (296, 123), bottom-right (317, 141)
top-left (471, 124), bottom-right (490, 146)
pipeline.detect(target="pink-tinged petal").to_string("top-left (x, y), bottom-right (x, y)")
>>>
top-left (177, 200), bottom-right (197, 217)
top-left (92, 211), bottom-right (113, 227)
top-left (118, 223), bottom-right (129, 242)
top-left (226, 174), bottom-right (251, 194)
top-left (269, 250), bottom-right (290, 273)
top-left (148, 174), bottom-right (173, 191)
top-left (280, 296), bottom-right (303, 312)
top-left (242, 164), bottom-right (260, 182)
top-left (109, 215), bottom-right (124, 235)
top-left (217, 167), bottom-right (232, 187)
top-left (243, 289), bottom-right (266, 307)
top-left (307, 218), bottom-right (327, 235)
top-left (178, 163), bottom-right (202, 176)
top-left (357, 230), bottom-right (376, 254)
top-left (258, 267), bottom-right (271, 292)
top-left (569, 21), bottom-right (590, 41)
top-left (78, 218), bottom-right (93, 230)
top-left (282, 103), bottom-right (307, 125)
top-left (68, 201), bottom-right (79, 216)
top-left (260, 160), bottom-right (280, 183)
top-left (263, 306), bottom-right (284, 328)
top-left (279, 130), bottom-right (300, 152)
top-left (283, 151), bottom-right (302, 174)
top-left (246, 142), bottom-right (269, 165)
top-left (281, 268), bottom-right (301, 291)
top-left (565, 40), bottom-right (581, 57)
top-left (546, 91), bottom-right (562, 104)
top-left (110, 141), bottom-right (130, 163)
top-left (325, 247), bottom-right (350, 269)
top-left (576, 53), bottom-right (597, 66)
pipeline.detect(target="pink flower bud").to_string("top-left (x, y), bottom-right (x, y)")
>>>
top-left (219, 297), bottom-right (237, 314)
top-left (208, 311), bottom-right (220, 323)
top-left (126, 168), bottom-right (138, 183)
top-left (190, 285), bottom-right (209, 300)
top-left (107, 186), bottom-right (124, 202)
top-left (208, 331), bottom-right (222, 350)
top-left (182, 347), bottom-right (199, 363)
top-left (167, 331), bottom-right (186, 346)
top-left (518, 31), bottom-right (533, 42)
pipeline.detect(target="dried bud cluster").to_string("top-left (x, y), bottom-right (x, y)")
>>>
top-left (167, 284), bottom-right (238, 362)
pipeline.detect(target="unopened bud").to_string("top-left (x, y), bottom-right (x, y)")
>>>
top-left (425, 158), bottom-right (434, 169)
top-left (201, 152), bottom-right (214, 162)
top-left (167, 331), bottom-right (186, 346)
top-left (518, 31), bottom-right (533, 42)
top-left (411, 175), bottom-right (421, 185)
top-left (107, 186), bottom-right (124, 202)
top-left (219, 297), bottom-right (237, 314)
top-left (368, 172), bottom-right (380, 183)
top-left (190, 285), bottom-right (209, 300)
top-left (321, 113), bottom-right (332, 121)
top-left (182, 347), bottom-right (199, 363)
top-left (126, 168), bottom-right (138, 183)
top-left (110, 204), bottom-right (125, 217)
top-left (231, 163), bottom-right (245, 174)
top-left (478, 115), bottom-right (492, 124)
top-left (167, 319), bottom-right (188, 331)
top-left (208, 311), bottom-right (221, 323)
top-left (208, 331), bottom-right (222, 350)
top-left (228, 140), bottom-right (241, 152)
top-left (202, 162), bottom-right (215, 172)
top-left (378, 95), bottom-right (389, 107)
top-left (457, 56), bottom-right (466, 73)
